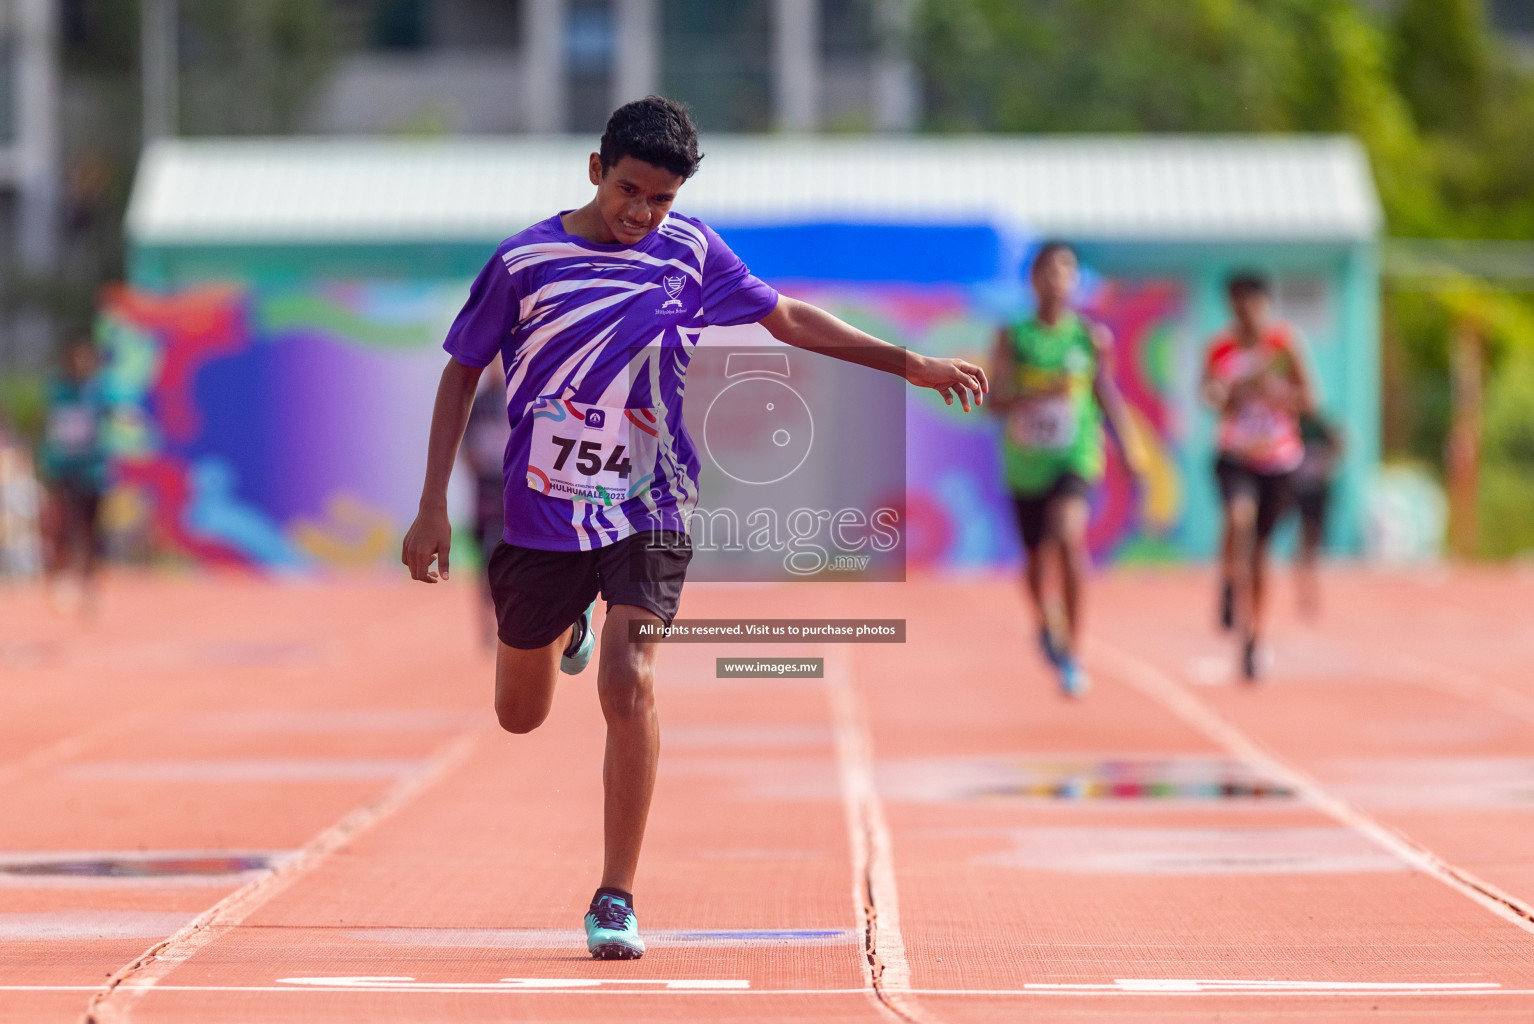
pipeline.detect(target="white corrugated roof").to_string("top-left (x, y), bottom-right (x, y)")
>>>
top-left (126, 135), bottom-right (1380, 245)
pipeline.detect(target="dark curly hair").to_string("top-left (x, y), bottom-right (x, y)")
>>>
top-left (1030, 239), bottom-right (1075, 275)
top-left (1226, 270), bottom-right (1271, 299)
top-left (599, 96), bottom-right (703, 180)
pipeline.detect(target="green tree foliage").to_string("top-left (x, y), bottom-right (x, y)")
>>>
top-left (914, 0), bottom-right (1439, 230)
top-left (1382, 286), bottom-right (1453, 466)
top-left (1393, 0), bottom-right (1488, 135)
top-left (917, 0), bottom-right (1289, 134)
top-left (1393, 0), bottom-right (1534, 239)
top-left (913, 0), bottom-right (1534, 239)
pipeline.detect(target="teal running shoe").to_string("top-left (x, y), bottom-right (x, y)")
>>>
top-left (585, 890), bottom-right (645, 960)
top-left (1058, 656), bottom-right (1091, 699)
top-left (560, 601), bottom-right (596, 675)
top-left (1038, 625), bottom-right (1067, 669)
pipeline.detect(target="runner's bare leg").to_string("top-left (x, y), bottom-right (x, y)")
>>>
top-left (1227, 494), bottom-right (1259, 642)
top-left (1054, 494), bottom-right (1092, 653)
top-left (1024, 540), bottom-right (1050, 632)
top-left (1250, 534), bottom-right (1271, 640)
top-left (597, 604), bottom-right (664, 893)
top-left (1219, 512), bottom-right (1237, 592)
top-left (493, 632), bottom-right (566, 733)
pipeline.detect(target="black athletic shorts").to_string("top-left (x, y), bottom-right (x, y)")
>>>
top-left (486, 529), bottom-right (692, 650)
top-left (1011, 473), bottom-right (1092, 552)
top-left (52, 479), bottom-right (102, 556)
top-left (1214, 456), bottom-right (1294, 542)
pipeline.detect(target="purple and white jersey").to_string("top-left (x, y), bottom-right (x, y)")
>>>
top-left (444, 211), bottom-right (779, 551)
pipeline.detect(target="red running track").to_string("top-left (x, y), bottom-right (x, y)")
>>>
top-left (3, 566), bottom-right (1534, 1022)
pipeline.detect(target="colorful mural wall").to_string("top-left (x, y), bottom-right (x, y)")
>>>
top-left (98, 282), bottom-right (459, 569)
top-left (96, 268), bottom-right (1189, 572)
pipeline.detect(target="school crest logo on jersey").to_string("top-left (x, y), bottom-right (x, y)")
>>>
top-left (660, 274), bottom-right (686, 310)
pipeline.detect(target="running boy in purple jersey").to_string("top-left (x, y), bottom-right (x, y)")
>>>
top-left (402, 97), bottom-right (987, 960)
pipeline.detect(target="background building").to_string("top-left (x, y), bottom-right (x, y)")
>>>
top-left (0, 0), bottom-right (58, 371)
top-left (307, 0), bottom-right (916, 136)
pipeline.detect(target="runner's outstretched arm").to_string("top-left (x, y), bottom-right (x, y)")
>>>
top-left (1089, 324), bottom-right (1143, 475)
top-left (402, 356), bottom-right (485, 583)
top-left (760, 296), bottom-right (988, 411)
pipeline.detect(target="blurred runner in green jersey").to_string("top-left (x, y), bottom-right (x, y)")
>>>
top-left (993, 242), bottom-right (1141, 697)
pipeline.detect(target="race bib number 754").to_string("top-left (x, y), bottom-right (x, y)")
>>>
top-left (526, 399), bottom-right (658, 506)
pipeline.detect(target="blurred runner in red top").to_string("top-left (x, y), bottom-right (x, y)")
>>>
top-left (1201, 272), bottom-right (1314, 681)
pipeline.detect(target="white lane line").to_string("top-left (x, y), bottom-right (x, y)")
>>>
top-left (1031, 979), bottom-right (1500, 992)
top-left (5, 983), bottom-right (1530, 997)
top-left (0, 705), bottom-right (168, 787)
top-left (1094, 642), bottom-right (1534, 937)
top-left (83, 730), bottom-right (483, 1024)
top-left (276, 976), bottom-right (747, 990)
top-left (825, 650), bottom-right (940, 1024)
top-left (60, 758), bottom-right (422, 782)
top-left (0, 910), bottom-right (200, 940)
top-left (1390, 651), bottom-right (1534, 729)
top-left (918, 985), bottom-right (1527, 997)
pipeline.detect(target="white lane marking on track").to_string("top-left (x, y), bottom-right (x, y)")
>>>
top-left (344, 926), bottom-right (855, 947)
top-left (1323, 756), bottom-right (1534, 809)
top-left (1187, 654), bottom-right (1230, 686)
top-left (176, 709), bottom-right (477, 733)
top-left (970, 825), bottom-right (1406, 875)
top-left (826, 650), bottom-right (941, 1024)
top-left (0, 705), bottom-right (167, 786)
top-left (61, 758), bottom-right (421, 782)
top-left (83, 731), bottom-right (483, 1024)
top-left (276, 976), bottom-right (748, 990)
top-left (4, 982), bottom-right (1527, 997)
top-left (0, 911), bottom-right (199, 941)
top-left (1388, 652), bottom-right (1534, 728)
top-left (1035, 980), bottom-right (1501, 993)
top-left (664, 723), bottom-right (834, 748)
top-left (1094, 642), bottom-right (1534, 937)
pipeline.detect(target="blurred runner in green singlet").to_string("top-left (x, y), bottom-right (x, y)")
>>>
top-left (993, 241), bottom-right (1141, 697)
